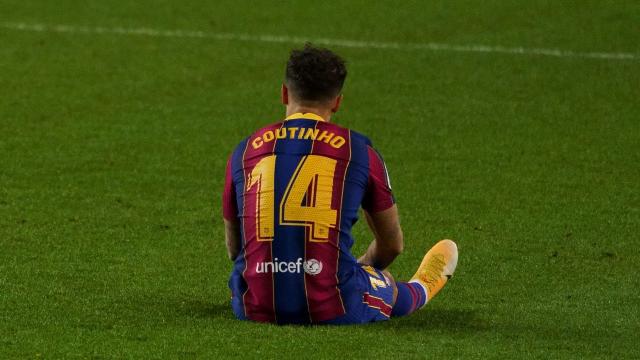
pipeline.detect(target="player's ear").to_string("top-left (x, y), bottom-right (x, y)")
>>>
top-left (281, 84), bottom-right (289, 105)
top-left (331, 94), bottom-right (343, 113)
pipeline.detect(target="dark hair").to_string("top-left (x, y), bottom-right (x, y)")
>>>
top-left (285, 43), bottom-right (347, 103)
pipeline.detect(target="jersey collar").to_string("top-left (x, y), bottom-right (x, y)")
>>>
top-left (284, 112), bottom-right (326, 122)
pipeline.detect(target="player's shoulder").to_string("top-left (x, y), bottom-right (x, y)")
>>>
top-left (343, 127), bottom-right (392, 174)
top-left (324, 122), bottom-right (373, 149)
top-left (346, 127), bottom-right (373, 147)
top-left (348, 129), bottom-right (386, 158)
top-left (329, 123), bottom-right (383, 167)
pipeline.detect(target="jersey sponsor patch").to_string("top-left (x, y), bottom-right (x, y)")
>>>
top-left (255, 257), bottom-right (323, 275)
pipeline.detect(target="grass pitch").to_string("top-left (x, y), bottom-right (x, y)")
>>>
top-left (1, 1), bottom-right (639, 358)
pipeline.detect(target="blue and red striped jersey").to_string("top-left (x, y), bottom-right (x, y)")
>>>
top-left (223, 112), bottom-right (395, 324)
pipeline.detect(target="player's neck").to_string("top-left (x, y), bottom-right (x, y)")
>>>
top-left (285, 105), bottom-right (333, 122)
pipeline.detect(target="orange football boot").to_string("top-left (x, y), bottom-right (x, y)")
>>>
top-left (410, 239), bottom-right (458, 301)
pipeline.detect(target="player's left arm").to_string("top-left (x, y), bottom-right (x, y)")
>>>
top-left (224, 219), bottom-right (241, 261)
top-left (222, 155), bottom-right (241, 261)
top-left (359, 205), bottom-right (404, 269)
top-left (358, 146), bottom-right (403, 269)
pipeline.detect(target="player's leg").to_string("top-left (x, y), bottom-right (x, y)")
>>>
top-left (391, 239), bottom-right (459, 317)
top-left (378, 269), bottom-right (398, 305)
top-left (324, 240), bottom-right (457, 324)
top-left (318, 264), bottom-right (396, 324)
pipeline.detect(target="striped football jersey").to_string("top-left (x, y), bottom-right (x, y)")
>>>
top-left (223, 112), bottom-right (394, 324)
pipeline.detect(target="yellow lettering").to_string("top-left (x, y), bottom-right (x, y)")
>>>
top-left (304, 128), bottom-right (319, 140)
top-left (288, 127), bottom-right (299, 139)
top-left (369, 277), bottom-right (387, 290)
top-left (275, 128), bottom-right (287, 139)
top-left (246, 155), bottom-right (276, 241)
top-left (252, 137), bottom-right (263, 149)
top-left (329, 136), bottom-right (345, 148)
top-left (317, 130), bottom-right (334, 143)
top-left (263, 130), bottom-right (274, 142)
top-left (362, 266), bottom-right (380, 278)
top-left (280, 155), bottom-right (337, 240)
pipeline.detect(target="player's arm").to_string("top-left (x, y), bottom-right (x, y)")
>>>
top-left (224, 219), bottom-right (241, 261)
top-left (222, 155), bottom-right (241, 261)
top-left (358, 205), bottom-right (404, 269)
top-left (358, 146), bottom-right (403, 269)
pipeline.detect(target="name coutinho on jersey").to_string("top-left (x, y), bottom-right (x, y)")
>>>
top-left (252, 127), bottom-right (346, 149)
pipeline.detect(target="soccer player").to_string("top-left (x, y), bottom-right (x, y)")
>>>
top-left (222, 44), bottom-right (458, 324)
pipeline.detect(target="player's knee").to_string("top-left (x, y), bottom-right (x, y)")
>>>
top-left (380, 270), bottom-right (398, 305)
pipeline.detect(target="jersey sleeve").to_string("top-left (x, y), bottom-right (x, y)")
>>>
top-left (222, 155), bottom-right (239, 221)
top-left (362, 146), bottom-right (396, 213)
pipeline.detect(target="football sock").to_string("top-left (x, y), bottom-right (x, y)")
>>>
top-left (391, 281), bottom-right (428, 317)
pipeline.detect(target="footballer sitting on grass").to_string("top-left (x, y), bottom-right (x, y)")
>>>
top-left (222, 44), bottom-right (458, 324)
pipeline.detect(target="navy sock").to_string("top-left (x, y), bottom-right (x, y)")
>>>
top-left (391, 282), bottom-right (428, 317)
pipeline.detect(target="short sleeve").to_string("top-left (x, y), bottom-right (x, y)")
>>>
top-left (362, 146), bottom-right (396, 213)
top-left (222, 155), bottom-right (238, 221)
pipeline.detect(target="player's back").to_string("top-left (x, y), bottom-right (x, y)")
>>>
top-left (224, 113), bottom-right (393, 324)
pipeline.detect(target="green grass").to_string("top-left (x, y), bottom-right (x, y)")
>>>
top-left (1, 1), bottom-right (639, 358)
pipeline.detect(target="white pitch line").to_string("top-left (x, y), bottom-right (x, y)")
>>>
top-left (1, 21), bottom-right (639, 61)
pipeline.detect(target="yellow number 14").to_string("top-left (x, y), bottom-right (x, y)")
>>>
top-left (246, 155), bottom-right (338, 242)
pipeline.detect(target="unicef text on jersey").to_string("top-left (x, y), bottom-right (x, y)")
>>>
top-left (255, 258), bottom-right (323, 275)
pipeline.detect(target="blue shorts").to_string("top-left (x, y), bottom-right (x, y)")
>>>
top-left (321, 264), bottom-right (395, 325)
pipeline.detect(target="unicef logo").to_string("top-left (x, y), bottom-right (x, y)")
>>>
top-left (303, 259), bottom-right (323, 275)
